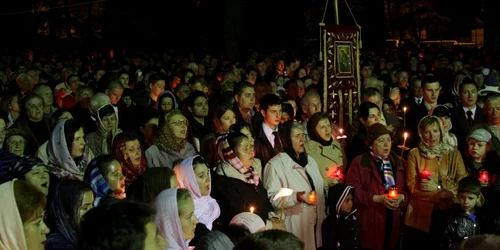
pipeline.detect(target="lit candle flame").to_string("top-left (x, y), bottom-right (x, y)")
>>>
top-left (339, 128), bottom-right (343, 134)
top-left (403, 107), bottom-right (407, 112)
top-left (250, 206), bottom-right (255, 214)
top-left (308, 191), bottom-right (317, 204)
top-left (404, 132), bottom-right (408, 139)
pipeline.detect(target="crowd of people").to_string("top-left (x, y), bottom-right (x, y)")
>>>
top-left (0, 46), bottom-right (500, 250)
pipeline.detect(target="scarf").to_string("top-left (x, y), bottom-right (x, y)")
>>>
top-left (174, 156), bottom-right (220, 230)
top-left (155, 188), bottom-right (190, 250)
top-left (112, 135), bottom-right (147, 186)
top-left (418, 115), bottom-right (455, 159)
top-left (47, 119), bottom-right (91, 180)
top-left (217, 134), bottom-right (260, 186)
top-left (154, 121), bottom-right (187, 153)
top-left (0, 180), bottom-right (28, 250)
top-left (370, 151), bottom-right (395, 191)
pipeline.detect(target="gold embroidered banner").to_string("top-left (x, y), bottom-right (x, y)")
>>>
top-left (322, 25), bottom-right (360, 130)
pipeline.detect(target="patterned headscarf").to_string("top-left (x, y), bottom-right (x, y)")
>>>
top-left (154, 109), bottom-right (188, 152)
top-left (112, 133), bottom-right (147, 186)
top-left (217, 134), bottom-right (260, 186)
top-left (9, 155), bottom-right (46, 179)
top-left (47, 119), bottom-right (91, 180)
top-left (418, 115), bottom-right (454, 159)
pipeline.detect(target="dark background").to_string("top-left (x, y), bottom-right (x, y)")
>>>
top-left (0, 0), bottom-right (495, 60)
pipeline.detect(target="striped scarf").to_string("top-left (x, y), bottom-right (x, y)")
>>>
top-left (370, 152), bottom-right (395, 191)
top-left (218, 135), bottom-right (260, 186)
top-left (90, 167), bottom-right (113, 206)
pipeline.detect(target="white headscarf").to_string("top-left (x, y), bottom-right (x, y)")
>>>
top-left (0, 180), bottom-right (28, 250)
top-left (47, 119), bottom-right (93, 180)
top-left (174, 156), bottom-right (220, 230)
top-left (155, 188), bottom-right (189, 250)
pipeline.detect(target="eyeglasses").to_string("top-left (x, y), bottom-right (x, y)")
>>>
top-left (170, 120), bottom-right (188, 127)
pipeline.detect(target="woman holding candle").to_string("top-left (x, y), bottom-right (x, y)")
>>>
top-left (346, 123), bottom-right (408, 250)
top-left (305, 112), bottom-right (346, 195)
top-left (264, 121), bottom-right (325, 250)
top-left (211, 131), bottom-right (284, 231)
top-left (404, 115), bottom-right (468, 249)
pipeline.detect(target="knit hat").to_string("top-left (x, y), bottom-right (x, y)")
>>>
top-left (365, 123), bottom-right (392, 145)
top-left (229, 212), bottom-right (266, 234)
top-left (468, 129), bottom-right (492, 143)
top-left (9, 155), bottom-right (47, 179)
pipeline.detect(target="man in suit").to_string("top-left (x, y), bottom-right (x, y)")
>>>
top-left (255, 94), bottom-right (283, 169)
top-left (452, 81), bottom-right (486, 154)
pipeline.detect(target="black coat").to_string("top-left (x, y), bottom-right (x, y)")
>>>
top-left (321, 184), bottom-right (360, 250)
top-left (211, 168), bottom-right (273, 226)
top-left (442, 204), bottom-right (481, 250)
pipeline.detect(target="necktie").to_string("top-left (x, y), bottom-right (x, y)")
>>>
top-left (416, 98), bottom-right (421, 105)
top-left (467, 110), bottom-right (474, 127)
top-left (272, 131), bottom-right (282, 153)
top-left (382, 158), bottom-right (396, 191)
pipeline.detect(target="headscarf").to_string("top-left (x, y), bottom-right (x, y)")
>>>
top-left (0, 180), bottom-right (28, 250)
top-left (217, 134), bottom-right (260, 186)
top-left (154, 109), bottom-right (189, 152)
top-left (94, 104), bottom-right (121, 155)
top-left (9, 155), bottom-right (46, 179)
top-left (174, 156), bottom-right (220, 230)
top-left (47, 119), bottom-right (92, 180)
top-left (155, 91), bottom-right (179, 110)
top-left (155, 188), bottom-right (190, 250)
top-left (112, 133), bottom-right (147, 186)
top-left (126, 167), bottom-right (176, 203)
top-left (229, 212), bottom-right (266, 234)
top-left (85, 158), bottom-right (125, 206)
top-left (279, 121), bottom-right (308, 168)
top-left (418, 115), bottom-right (454, 159)
top-left (45, 180), bottom-right (91, 250)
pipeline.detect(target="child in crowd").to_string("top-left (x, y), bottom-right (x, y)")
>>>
top-left (442, 177), bottom-right (482, 250)
top-left (322, 184), bottom-right (360, 250)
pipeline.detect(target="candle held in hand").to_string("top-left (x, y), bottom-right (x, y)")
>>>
top-left (479, 171), bottom-right (489, 182)
top-left (421, 170), bottom-right (431, 180)
top-left (388, 187), bottom-right (398, 199)
top-left (308, 191), bottom-right (317, 204)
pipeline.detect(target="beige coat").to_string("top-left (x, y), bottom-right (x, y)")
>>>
top-left (305, 139), bottom-right (345, 189)
top-left (264, 153), bottom-right (325, 250)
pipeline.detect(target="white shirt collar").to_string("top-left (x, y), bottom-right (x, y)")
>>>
top-left (463, 105), bottom-right (477, 118)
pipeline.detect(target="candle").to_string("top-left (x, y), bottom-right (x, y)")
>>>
top-left (479, 171), bottom-right (489, 182)
top-left (308, 191), bottom-right (317, 204)
top-left (336, 128), bottom-right (347, 140)
top-left (250, 206), bottom-right (255, 214)
top-left (273, 188), bottom-right (294, 221)
top-left (421, 170), bottom-right (431, 180)
top-left (388, 187), bottom-right (398, 199)
top-left (403, 107), bottom-right (407, 128)
top-left (400, 132), bottom-right (408, 158)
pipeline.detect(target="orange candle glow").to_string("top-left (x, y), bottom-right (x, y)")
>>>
top-left (308, 191), bottom-right (317, 204)
top-left (339, 128), bottom-right (343, 134)
top-left (250, 206), bottom-right (255, 214)
top-left (388, 187), bottom-right (398, 199)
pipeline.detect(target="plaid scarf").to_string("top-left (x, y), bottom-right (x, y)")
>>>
top-left (370, 151), bottom-right (395, 191)
top-left (218, 135), bottom-right (260, 186)
top-left (90, 167), bottom-right (113, 206)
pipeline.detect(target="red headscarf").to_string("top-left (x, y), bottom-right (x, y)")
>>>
top-left (112, 133), bottom-right (147, 186)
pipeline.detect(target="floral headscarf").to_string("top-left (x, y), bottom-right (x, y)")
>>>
top-left (154, 109), bottom-right (188, 152)
top-left (47, 119), bottom-right (92, 180)
top-left (418, 115), bottom-right (454, 159)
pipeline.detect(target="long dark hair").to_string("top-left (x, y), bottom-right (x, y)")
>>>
top-left (46, 180), bottom-right (92, 245)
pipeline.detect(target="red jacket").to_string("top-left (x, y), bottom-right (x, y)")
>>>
top-left (346, 152), bottom-right (410, 250)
